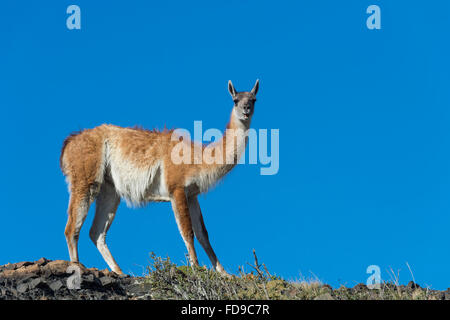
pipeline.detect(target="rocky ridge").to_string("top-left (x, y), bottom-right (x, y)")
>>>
top-left (1, 258), bottom-right (450, 300)
top-left (0, 258), bottom-right (150, 300)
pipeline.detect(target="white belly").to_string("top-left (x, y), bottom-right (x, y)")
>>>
top-left (109, 157), bottom-right (170, 206)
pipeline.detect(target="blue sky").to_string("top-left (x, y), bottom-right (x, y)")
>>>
top-left (1, 1), bottom-right (450, 289)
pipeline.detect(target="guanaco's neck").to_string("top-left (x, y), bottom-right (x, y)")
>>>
top-left (221, 109), bottom-right (250, 166)
top-left (188, 108), bottom-right (250, 193)
top-left (205, 109), bottom-right (250, 174)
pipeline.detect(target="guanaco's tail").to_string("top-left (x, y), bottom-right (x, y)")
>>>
top-left (60, 131), bottom-right (82, 174)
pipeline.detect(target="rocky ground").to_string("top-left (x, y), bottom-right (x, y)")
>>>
top-left (1, 257), bottom-right (449, 300)
top-left (0, 258), bottom-right (151, 300)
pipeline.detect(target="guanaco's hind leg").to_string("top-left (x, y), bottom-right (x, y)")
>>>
top-left (188, 196), bottom-right (227, 275)
top-left (171, 188), bottom-right (199, 267)
top-left (64, 187), bottom-right (91, 263)
top-left (89, 181), bottom-right (122, 274)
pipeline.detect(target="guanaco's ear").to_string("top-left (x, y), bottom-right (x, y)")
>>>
top-left (251, 79), bottom-right (259, 96)
top-left (228, 80), bottom-right (237, 97)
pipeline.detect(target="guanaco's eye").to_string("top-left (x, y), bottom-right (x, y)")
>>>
top-left (233, 99), bottom-right (239, 104)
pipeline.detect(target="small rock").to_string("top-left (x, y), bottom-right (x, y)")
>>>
top-left (29, 277), bottom-right (44, 290)
top-left (101, 269), bottom-right (118, 278)
top-left (18, 273), bottom-right (38, 284)
top-left (43, 260), bottom-right (86, 277)
top-left (49, 280), bottom-right (64, 292)
top-left (43, 260), bottom-right (71, 276)
top-left (127, 281), bottom-right (151, 296)
top-left (81, 274), bottom-right (97, 289)
top-left (14, 261), bottom-right (33, 269)
top-left (15, 264), bottom-right (40, 278)
top-left (35, 258), bottom-right (50, 266)
top-left (83, 274), bottom-right (95, 282)
top-left (17, 283), bottom-right (29, 293)
top-left (99, 276), bottom-right (115, 287)
top-left (87, 268), bottom-right (102, 278)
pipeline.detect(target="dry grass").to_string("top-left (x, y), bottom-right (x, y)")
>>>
top-left (139, 252), bottom-right (446, 300)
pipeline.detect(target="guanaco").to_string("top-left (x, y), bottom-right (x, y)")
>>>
top-left (60, 80), bottom-right (259, 274)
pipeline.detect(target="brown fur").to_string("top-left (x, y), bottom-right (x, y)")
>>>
top-left (59, 131), bottom-right (82, 171)
top-left (60, 80), bottom-right (258, 274)
top-left (171, 188), bottom-right (198, 265)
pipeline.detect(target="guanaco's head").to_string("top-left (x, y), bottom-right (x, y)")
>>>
top-left (228, 79), bottom-right (259, 122)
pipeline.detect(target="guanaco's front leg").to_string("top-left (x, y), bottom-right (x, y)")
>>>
top-left (171, 188), bottom-right (199, 267)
